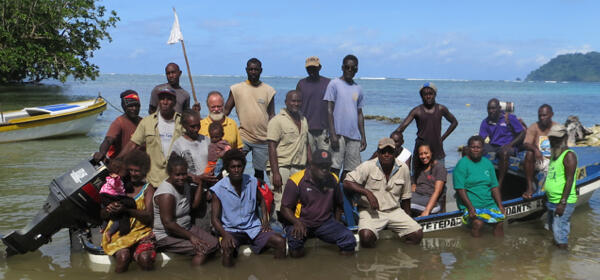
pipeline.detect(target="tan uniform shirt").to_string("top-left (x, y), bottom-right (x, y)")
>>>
top-left (267, 109), bottom-right (309, 169)
top-left (199, 116), bottom-right (244, 149)
top-left (130, 112), bottom-right (183, 187)
top-left (346, 158), bottom-right (411, 211)
top-left (230, 81), bottom-right (276, 144)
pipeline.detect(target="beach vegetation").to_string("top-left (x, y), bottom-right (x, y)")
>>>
top-left (526, 52), bottom-right (600, 82)
top-left (0, 0), bottom-right (119, 84)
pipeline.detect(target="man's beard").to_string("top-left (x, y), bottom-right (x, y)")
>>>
top-left (209, 112), bottom-right (224, 121)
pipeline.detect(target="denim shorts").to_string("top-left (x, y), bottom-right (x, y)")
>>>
top-left (546, 201), bottom-right (576, 245)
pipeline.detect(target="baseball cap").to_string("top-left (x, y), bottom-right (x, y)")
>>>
top-left (419, 82), bottom-right (437, 94)
top-left (378, 138), bottom-right (396, 150)
top-left (311, 149), bottom-right (332, 166)
top-left (548, 124), bottom-right (567, 138)
top-left (157, 87), bottom-right (176, 98)
top-left (305, 56), bottom-right (321, 68)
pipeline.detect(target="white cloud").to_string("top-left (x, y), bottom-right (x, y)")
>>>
top-left (129, 48), bottom-right (146, 59)
top-left (494, 49), bottom-right (513, 57)
top-left (554, 44), bottom-right (593, 56)
top-left (438, 48), bottom-right (456, 56)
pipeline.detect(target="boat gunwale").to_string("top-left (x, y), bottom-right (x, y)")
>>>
top-left (0, 98), bottom-right (106, 129)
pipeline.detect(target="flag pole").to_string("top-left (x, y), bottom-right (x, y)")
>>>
top-left (179, 39), bottom-right (198, 104)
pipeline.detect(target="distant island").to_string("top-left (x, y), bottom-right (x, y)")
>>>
top-left (526, 52), bottom-right (600, 82)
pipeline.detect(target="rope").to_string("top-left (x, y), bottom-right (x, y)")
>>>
top-left (105, 98), bottom-right (124, 114)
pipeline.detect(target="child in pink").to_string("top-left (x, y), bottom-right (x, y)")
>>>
top-left (100, 159), bottom-right (136, 242)
top-left (204, 122), bottom-right (231, 176)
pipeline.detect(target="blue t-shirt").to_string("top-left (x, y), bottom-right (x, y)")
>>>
top-left (479, 112), bottom-right (524, 146)
top-left (210, 174), bottom-right (262, 239)
top-left (323, 78), bottom-right (364, 140)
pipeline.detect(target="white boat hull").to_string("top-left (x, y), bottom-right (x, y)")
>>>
top-left (0, 114), bottom-right (100, 143)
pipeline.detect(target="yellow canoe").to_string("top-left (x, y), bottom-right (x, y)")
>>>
top-left (0, 98), bottom-right (107, 143)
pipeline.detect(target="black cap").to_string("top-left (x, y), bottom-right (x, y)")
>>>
top-left (312, 149), bottom-right (332, 166)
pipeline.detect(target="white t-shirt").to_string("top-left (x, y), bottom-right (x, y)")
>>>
top-left (396, 147), bottom-right (412, 163)
top-left (158, 112), bottom-right (176, 158)
top-left (171, 135), bottom-right (209, 175)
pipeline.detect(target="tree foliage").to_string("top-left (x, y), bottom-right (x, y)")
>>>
top-left (0, 0), bottom-right (119, 84)
top-left (526, 52), bottom-right (600, 82)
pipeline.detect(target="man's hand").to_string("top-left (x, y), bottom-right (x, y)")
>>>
top-left (535, 150), bottom-right (543, 161)
top-left (92, 152), bottom-right (105, 164)
top-left (360, 138), bottom-right (367, 152)
top-left (291, 221), bottom-right (307, 239)
top-left (192, 102), bottom-right (201, 112)
top-left (330, 134), bottom-right (340, 151)
top-left (365, 190), bottom-right (379, 211)
top-left (192, 173), bottom-right (218, 186)
top-left (261, 222), bottom-right (272, 233)
top-left (272, 172), bottom-right (283, 193)
top-left (555, 203), bottom-right (566, 216)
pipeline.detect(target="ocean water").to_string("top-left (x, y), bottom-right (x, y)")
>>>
top-left (0, 75), bottom-right (599, 279)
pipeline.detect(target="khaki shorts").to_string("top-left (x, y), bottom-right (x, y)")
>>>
top-left (308, 129), bottom-right (330, 152)
top-left (358, 208), bottom-right (422, 239)
top-left (269, 165), bottom-right (303, 212)
top-left (331, 136), bottom-right (361, 171)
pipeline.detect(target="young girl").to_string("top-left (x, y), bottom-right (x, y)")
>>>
top-left (205, 122), bottom-right (231, 176)
top-left (100, 159), bottom-right (136, 241)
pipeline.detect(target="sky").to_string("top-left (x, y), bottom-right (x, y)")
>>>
top-left (93, 0), bottom-right (599, 80)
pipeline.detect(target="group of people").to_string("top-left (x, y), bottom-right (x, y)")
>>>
top-left (91, 55), bottom-right (580, 273)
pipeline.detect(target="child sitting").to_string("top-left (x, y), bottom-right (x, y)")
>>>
top-left (205, 122), bottom-right (231, 176)
top-left (100, 159), bottom-right (136, 242)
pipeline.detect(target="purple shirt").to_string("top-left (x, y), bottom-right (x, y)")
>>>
top-left (479, 112), bottom-right (524, 146)
top-left (281, 169), bottom-right (342, 228)
top-left (297, 76), bottom-right (330, 131)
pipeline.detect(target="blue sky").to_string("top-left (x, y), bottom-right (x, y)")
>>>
top-left (93, 0), bottom-right (599, 80)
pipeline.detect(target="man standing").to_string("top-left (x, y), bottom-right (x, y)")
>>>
top-left (394, 82), bottom-right (458, 168)
top-left (224, 58), bottom-right (276, 182)
top-left (149, 62), bottom-right (199, 114)
top-left (544, 124), bottom-right (578, 249)
top-left (93, 90), bottom-right (142, 162)
top-left (479, 98), bottom-right (525, 192)
top-left (281, 149), bottom-right (356, 257)
top-left (211, 149), bottom-right (286, 267)
top-left (123, 88), bottom-right (184, 187)
top-left (522, 104), bottom-right (558, 199)
top-left (344, 138), bottom-right (423, 248)
top-left (296, 56), bottom-right (331, 152)
top-left (267, 90), bottom-right (310, 214)
top-left (324, 54), bottom-right (366, 181)
top-left (199, 91), bottom-right (243, 150)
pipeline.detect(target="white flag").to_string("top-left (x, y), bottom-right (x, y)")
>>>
top-left (167, 8), bottom-right (183, 44)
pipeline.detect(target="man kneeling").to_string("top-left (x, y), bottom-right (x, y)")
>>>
top-left (344, 138), bottom-right (423, 247)
top-left (281, 149), bottom-right (356, 257)
top-left (211, 149), bottom-right (286, 267)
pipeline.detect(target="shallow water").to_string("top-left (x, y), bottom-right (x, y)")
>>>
top-left (1, 76), bottom-right (599, 279)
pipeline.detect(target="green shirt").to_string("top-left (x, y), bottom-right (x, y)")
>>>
top-left (453, 156), bottom-right (499, 210)
top-left (545, 149), bottom-right (578, 204)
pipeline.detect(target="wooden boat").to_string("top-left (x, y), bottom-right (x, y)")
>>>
top-left (0, 97), bottom-right (107, 143)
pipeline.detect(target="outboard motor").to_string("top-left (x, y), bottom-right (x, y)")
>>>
top-left (2, 158), bottom-right (107, 256)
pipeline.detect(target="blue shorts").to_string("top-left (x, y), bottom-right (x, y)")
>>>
top-left (285, 217), bottom-right (356, 252)
top-left (546, 202), bottom-right (576, 245)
